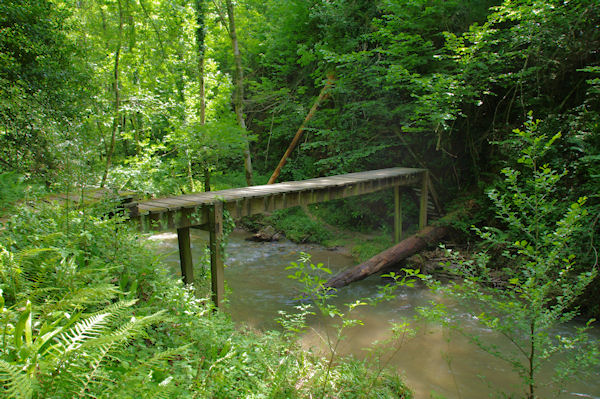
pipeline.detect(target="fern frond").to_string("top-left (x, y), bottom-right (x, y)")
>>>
top-left (148, 384), bottom-right (177, 399)
top-left (73, 312), bottom-right (165, 398)
top-left (12, 247), bottom-right (60, 262)
top-left (40, 285), bottom-right (119, 315)
top-left (53, 312), bottom-right (112, 356)
top-left (0, 359), bottom-right (33, 399)
top-left (74, 342), bottom-right (113, 399)
top-left (91, 299), bottom-right (137, 323)
top-left (46, 300), bottom-right (136, 361)
top-left (127, 344), bottom-right (192, 377)
top-left (27, 286), bottom-right (61, 305)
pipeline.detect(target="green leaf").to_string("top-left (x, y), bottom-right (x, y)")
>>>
top-left (14, 301), bottom-right (32, 350)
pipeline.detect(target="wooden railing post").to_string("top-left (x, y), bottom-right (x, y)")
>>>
top-left (419, 170), bottom-right (429, 230)
top-left (394, 185), bottom-right (402, 242)
top-left (209, 201), bottom-right (225, 307)
top-left (177, 227), bottom-right (194, 285)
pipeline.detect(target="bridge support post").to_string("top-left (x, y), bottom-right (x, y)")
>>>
top-left (209, 202), bottom-right (225, 307)
top-left (394, 186), bottom-right (402, 242)
top-left (419, 170), bottom-right (429, 230)
top-left (177, 227), bottom-right (194, 285)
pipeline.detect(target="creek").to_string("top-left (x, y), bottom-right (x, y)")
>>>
top-left (148, 230), bottom-right (600, 399)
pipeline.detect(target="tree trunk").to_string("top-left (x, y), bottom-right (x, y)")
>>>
top-left (325, 225), bottom-right (450, 289)
top-left (267, 73), bottom-right (335, 184)
top-left (195, 0), bottom-right (208, 193)
top-left (203, 166), bottom-right (211, 192)
top-left (100, 0), bottom-right (123, 188)
top-left (225, 0), bottom-right (253, 186)
top-left (194, 0), bottom-right (206, 125)
top-left (325, 204), bottom-right (473, 289)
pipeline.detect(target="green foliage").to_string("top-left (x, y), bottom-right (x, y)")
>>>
top-left (350, 232), bottom-right (395, 263)
top-left (268, 207), bottom-right (331, 244)
top-left (0, 0), bottom-right (89, 177)
top-left (0, 196), bottom-right (415, 398)
top-left (426, 119), bottom-right (599, 398)
top-left (0, 173), bottom-right (45, 215)
top-left (311, 193), bottom-right (395, 232)
top-left (284, 252), bottom-right (422, 398)
top-left (0, 205), bottom-right (168, 398)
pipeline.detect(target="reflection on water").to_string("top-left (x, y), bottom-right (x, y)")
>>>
top-left (149, 230), bottom-right (600, 399)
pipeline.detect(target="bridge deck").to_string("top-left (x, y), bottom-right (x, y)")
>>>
top-left (133, 167), bottom-right (426, 230)
top-left (132, 167), bottom-right (429, 308)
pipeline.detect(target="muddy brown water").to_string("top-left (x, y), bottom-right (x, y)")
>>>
top-left (148, 230), bottom-right (600, 399)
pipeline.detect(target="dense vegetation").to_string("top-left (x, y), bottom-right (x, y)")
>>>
top-left (1, 0), bottom-right (599, 397)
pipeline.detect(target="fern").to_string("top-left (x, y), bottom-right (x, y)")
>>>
top-left (54, 312), bottom-right (112, 355)
top-left (39, 284), bottom-right (120, 316)
top-left (0, 359), bottom-right (33, 399)
top-left (73, 312), bottom-right (165, 398)
top-left (126, 344), bottom-right (192, 377)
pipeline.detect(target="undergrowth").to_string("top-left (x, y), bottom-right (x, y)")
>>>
top-left (268, 207), bottom-right (332, 244)
top-left (0, 199), bottom-right (413, 398)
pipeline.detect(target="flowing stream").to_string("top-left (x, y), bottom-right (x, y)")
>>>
top-left (148, 230), bottom-right (600, 399)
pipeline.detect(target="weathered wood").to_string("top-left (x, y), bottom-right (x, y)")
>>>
top-left (177, 227), bottom-right (194, 285)
top-left (268, 73), bottom-right (335, 184)
top-left (209, 202), bottom-right (225, 307)
top-left (419, 170), bottom-right (429, 230)
top-left (427, 178), bottom-right (443, 216)
top-left (133, 168), bottom-right (428, 229)
top-left (325, 204), bottom-right (474, 289)
top-left (394, 186), bottom-right (402, 242)
top-left (325, 224), bottom-right (449, 289)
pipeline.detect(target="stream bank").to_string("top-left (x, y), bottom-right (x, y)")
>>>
top-left (148, 229), bottom-right (600, 399)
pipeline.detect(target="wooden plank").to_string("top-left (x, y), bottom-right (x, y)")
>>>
top-left (209, 202), bottom-right (224, 307)
top-left (394, 186), bottom-right (402, 242)
top-left (150, 197), bottom-right (203, 206)
top-left (177, 227), bottom-right (194, 285)
top-left (138, 204), bottom-right (169, 213)
top-left (142, 199), bottom-right (194, 211)
top-left (419, 170), bottom-right (429, 230)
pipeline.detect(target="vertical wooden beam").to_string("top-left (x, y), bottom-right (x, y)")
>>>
top-left (177, 227), bottom-right (194, 285)
top-left (419, 170), bottom-right (429, 230)
top-left (394, 186), bottom-right (402, 242)
top-left (209, 201), bottom-right (225, 307)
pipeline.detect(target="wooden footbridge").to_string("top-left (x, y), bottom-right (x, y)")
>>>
top-left (130, 167), bottom-right (430, 307)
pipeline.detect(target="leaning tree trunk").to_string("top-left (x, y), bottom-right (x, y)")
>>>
top-left (226, 0), bottom-right (253, 186)
top-left (267, 73), bottom-right (335, 184)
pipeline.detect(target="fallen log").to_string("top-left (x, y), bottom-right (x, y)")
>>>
top-left (325, 204), bottom-right (473, 289)
top-left (325, 225), bottom-right (449, 288)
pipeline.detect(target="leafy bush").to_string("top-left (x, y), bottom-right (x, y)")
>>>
top-left (0, 173), bottom-right (46, 216)
top-left (268, 207), bottom-right (332, 243)
top-left (427, 118), bottom-right (599, 398)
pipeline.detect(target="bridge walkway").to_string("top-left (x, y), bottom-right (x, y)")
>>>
top-left (132, 167), bottom-right (430, 307)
